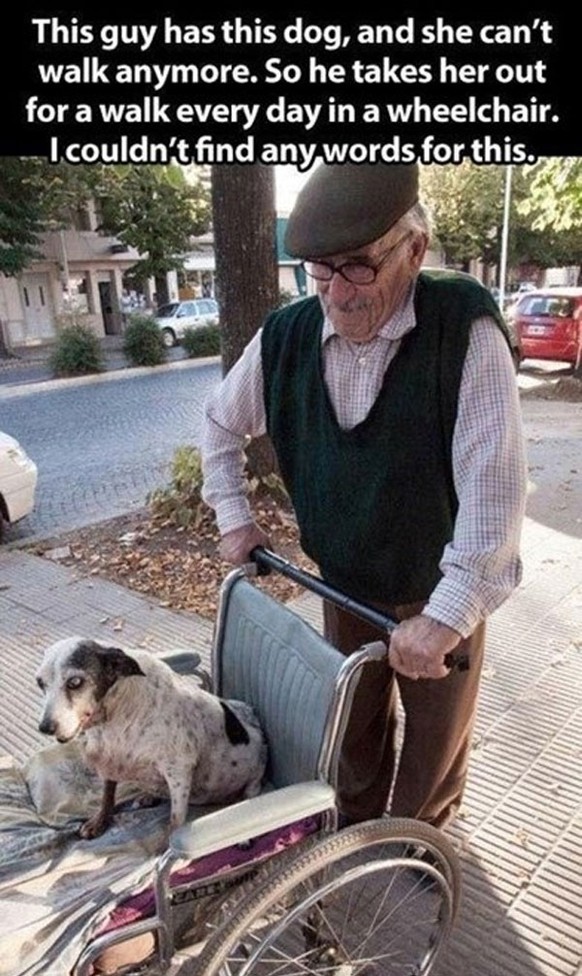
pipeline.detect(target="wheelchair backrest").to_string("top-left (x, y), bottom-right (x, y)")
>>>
top-left (212, 573), bottom-right (354, 791)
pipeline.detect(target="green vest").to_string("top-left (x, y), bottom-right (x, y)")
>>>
top-left (261, 271), bottom-right (510, 605)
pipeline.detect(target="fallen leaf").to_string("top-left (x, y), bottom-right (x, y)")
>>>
top-left (31, 498), bottom-right (314, 621)
top-left (513, 827), bottom-right (530, 848)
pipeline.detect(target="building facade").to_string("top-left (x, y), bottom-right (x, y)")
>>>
top-left (0, 202), bottom-right (142, 350)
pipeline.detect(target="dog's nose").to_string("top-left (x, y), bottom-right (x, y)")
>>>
top-left (39, 717), bottom-right (56, 736)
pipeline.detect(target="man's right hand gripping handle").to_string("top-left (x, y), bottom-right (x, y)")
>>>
top-left (219, 523), bottom-right (271, 566)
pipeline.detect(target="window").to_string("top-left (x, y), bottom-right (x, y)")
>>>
top-left (65, 274), bottom-right (90, 313)
top-left (157, 303), bottom-right (180, 318)
top-left (520, 295), bottom-right (575, 318)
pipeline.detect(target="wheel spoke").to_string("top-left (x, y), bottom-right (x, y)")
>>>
top-left (193, 820), bottom-right (460, 976)
top-left (236, 865), bottom-right (444, 974)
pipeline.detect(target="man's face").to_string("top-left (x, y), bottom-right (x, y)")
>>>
top-left (313, 224), bottom-right (428, 343)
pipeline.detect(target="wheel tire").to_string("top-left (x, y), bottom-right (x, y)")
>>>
top-left (162, 328), bottom-right (176, 348)
top-left (188, 818), bottom-right (461, 976)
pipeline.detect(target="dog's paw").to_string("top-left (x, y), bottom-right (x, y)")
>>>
top-left (79, 815), bottom-right (110, 839)
top-left (129, 793), bottom-right (163, 810)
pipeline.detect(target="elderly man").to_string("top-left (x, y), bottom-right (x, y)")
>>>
top-left (201, 163), bottom-right (527, 829)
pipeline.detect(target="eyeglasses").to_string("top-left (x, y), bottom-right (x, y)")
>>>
top-left (301, 232), bottom-right (412, 285)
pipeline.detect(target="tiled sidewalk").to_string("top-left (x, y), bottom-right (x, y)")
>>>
top-left (290, 514), bottom-right (582, 976)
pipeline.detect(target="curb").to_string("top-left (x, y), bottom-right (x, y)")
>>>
top-left (0, 355), bottom-right (221, 399)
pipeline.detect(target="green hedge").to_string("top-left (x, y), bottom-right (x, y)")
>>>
top-left (123, 315), bottom-right (167, 367)
top-left (49, 324), bottom-right (104, 377)
top-left (181, 324), bottom-right (221, 358)
top-left (149, 445), bottom-right (205, 527)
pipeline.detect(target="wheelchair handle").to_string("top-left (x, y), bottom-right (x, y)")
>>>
top-left (249, 547), bottom-right (469, 672)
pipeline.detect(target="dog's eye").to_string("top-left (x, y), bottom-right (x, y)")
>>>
top-left (36, 677), bottom-right (45, 692)
top-left (66, 676), bottom-right (85, 691)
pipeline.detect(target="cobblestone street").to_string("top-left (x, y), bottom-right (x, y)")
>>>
top-left (0, 357), bottom-right (221, 542)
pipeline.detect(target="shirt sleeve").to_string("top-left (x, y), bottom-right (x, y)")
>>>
top-left (423, 316), bottom-right (528, 637)
top-left (200, 329), bottom-right (267, 535)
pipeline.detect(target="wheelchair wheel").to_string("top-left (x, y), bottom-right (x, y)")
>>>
top-left (188, 817), bottom-right (461, 975)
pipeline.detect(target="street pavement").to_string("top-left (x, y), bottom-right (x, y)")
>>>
top-left (0, 344), bottom-right (222, 543)
top-left (0, 336), bottom-right (189, 388)
top-left (1, 345), bottom-right (582, 975)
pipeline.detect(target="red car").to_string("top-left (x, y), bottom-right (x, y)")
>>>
top-left (510, 288), bottom-right (582, 368)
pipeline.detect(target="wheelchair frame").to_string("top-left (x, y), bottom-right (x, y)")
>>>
top-left (73, 552), bottom-right (461, 976)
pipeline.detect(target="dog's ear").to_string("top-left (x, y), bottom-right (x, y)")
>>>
top-left (97, 647), bottom-right (145, 688)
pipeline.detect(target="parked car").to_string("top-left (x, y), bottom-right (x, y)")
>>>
top-left (0, 432), bottom-right (38, 540)
top-left (503, 283), bottom-right (537, 313)
top-left (422, 267), bottom-right (522, 369)
top-left (153, 298), bottom-right (220, 348)
top-left (508, 288), bottom-right (582, 368)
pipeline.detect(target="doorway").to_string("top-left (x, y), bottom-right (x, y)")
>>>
top-left (98, 281), bottom-right (120, 335)
top-left (21, 273), bottom-right (54, 340)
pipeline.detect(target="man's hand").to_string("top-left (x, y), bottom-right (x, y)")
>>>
top-left (219, 522), bottom-right (271, 566)
top-left (388, 615), bottom-right (462, 680)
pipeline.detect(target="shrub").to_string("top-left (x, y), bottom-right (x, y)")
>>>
top-left (122, 314), bottom-right (167, 367)
top-left (49, 323), bottom-right (104, 377)
top-left (181, 324), bottom-right (221, 358)
top-left (278, 289), bottom-right (295, 306)
top-left (149, 445), bottom-right (206, 527)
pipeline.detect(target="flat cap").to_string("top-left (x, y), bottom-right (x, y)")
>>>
top-left (284, 163), bottom-right (419, 258)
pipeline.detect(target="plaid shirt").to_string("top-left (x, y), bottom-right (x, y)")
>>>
top-left (201, 288), bottom-right (527, 637)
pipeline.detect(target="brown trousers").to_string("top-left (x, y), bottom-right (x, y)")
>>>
top-left (324, 600), bottom-right (486, 828)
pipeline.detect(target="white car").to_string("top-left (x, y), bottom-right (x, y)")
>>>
top-left (154, 298), bottom-right (220, 347)
top-left (0, 431), bottom-right (38, 539)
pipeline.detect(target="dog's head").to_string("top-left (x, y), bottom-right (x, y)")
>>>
top-left (36, 637), bottom-right (145, 742)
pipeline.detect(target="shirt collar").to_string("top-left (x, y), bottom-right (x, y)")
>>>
top-left (321, 279), bottom-right (417, 345)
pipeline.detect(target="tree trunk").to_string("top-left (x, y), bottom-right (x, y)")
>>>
top-left (154, 274), bottom-right (169, 307)
top-left (211, 164), bottom-right (279, 374)
top-left (211, 164), bottom-right (280, 477)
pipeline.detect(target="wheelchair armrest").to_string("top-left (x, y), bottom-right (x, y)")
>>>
top-left (169, 781), bottom-right (336, 859)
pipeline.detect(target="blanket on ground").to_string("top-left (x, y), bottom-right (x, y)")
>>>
top-left (0, 744), bottom-right (173, 976)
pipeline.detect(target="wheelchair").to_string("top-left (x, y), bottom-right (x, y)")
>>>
top-left (73, 549), bottom-right (462, 976)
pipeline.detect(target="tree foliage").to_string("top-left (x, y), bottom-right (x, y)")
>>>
top-left (0, 159), bottom-right (211, 287)
top-left (0, 158), bottom-right (47, 275)
top-left (421, 163), bottom-right (505, 267)
top-left (421, 163), bottom-right (582, 272)
top-left (29, 160), bottom-right (101, 228)
top-left (519, 158), bottom-right (582, 232)
top-left (97, 164), bottom-right (210, 283)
